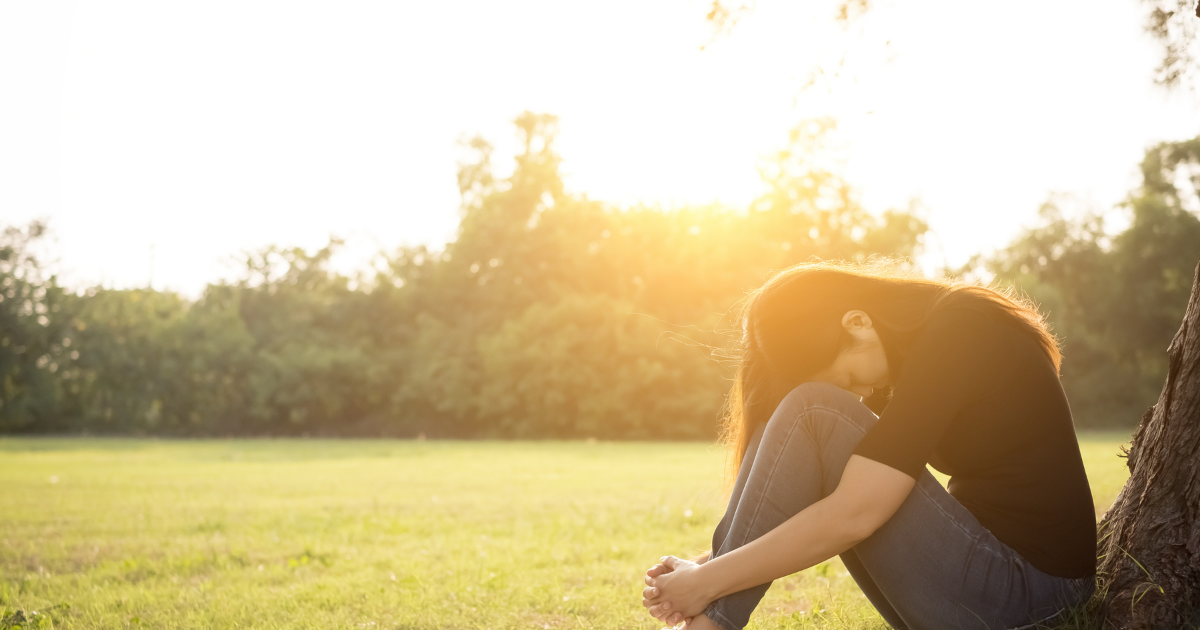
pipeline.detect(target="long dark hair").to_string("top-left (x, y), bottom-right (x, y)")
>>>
top-left (719, 260), bottom-right (1060, 482)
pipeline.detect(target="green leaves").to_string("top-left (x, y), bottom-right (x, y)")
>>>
top-left (0, 116), bottom-right (927, 438)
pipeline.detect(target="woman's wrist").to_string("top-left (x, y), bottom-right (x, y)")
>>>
top-left (694, 557), bottom-right (731, 603)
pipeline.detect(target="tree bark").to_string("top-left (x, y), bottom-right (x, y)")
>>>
top-left (1097, 257), bottom-right (1200, 629)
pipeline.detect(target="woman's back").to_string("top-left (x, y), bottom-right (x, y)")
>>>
top-left (855, 305), bottom-right (1097, 578)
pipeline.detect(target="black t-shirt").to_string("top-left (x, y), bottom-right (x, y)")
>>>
top-left (853, 306), bottom-right (1097, 579)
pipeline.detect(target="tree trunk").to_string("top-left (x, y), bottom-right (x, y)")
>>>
top-left (1097, 257), bottom-right (1200, 629)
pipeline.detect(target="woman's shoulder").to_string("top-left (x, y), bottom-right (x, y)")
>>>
top-left (921, 305), bottom-right (1015, 341)
top-left (909, 305), bottom-right (1043, 368)
top-left (920, 305), bottom-right (1050, 374)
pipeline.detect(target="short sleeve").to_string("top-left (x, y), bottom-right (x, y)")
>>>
top-left (853, 307), bottom-right (1013, 479)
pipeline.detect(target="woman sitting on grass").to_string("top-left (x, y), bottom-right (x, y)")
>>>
top-left (641, 262), bottom-right (1097, 630)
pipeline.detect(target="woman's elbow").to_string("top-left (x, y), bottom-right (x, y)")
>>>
top-left (838, 502), bottom-right (895, 545)
top-left (828, 459), bottom-right (915, 545)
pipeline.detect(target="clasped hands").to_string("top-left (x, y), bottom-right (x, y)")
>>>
top-left (641, 552), bottom-right (715, 628)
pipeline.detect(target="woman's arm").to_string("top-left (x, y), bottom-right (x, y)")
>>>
top-left (701, 455), bottom-right (914, 598)
top-left (644, 455), bottom-right (915, 624)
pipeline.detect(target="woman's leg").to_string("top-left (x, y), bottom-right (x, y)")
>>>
top-left (703, 381), bottom-right (1093, 630)
top-left (705, 381), bottom-right (906, 629)
top-left (847, 470), bottom-right (1095, 630)
top-left (710, 408), bottom-right (905, 628)
top-left (839, 548), bottom-right (906, 628)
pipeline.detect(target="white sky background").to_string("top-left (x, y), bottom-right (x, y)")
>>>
top-left (1, 0), bottom-right (1197, 295)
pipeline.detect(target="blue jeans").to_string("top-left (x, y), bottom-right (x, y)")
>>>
top-left (704, 382), bottom-right (1095, 630)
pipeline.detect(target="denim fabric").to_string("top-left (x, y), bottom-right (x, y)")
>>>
top-left (704, 382), bottom-right (1095, 630)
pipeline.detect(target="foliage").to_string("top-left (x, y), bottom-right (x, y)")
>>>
top-left (56, 288), bottom-right (249, 434)
top-left (6, 115), bottom-right (1195, 435)
top-left (377, 115), bottom-right (925, 438)
top-left (475, 294), bottom-right (725, 439)
top-left (0, 222), bottom-right (75, 432)
top-left (1141, 0), bottom-right (1200, 87)
top-left (0, 113), bottom-right (924, 437)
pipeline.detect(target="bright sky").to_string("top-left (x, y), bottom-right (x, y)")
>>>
top-left (2, 0), bottom-right (1197, 295)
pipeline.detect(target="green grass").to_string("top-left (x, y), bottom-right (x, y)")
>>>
top-left (0, 432), bottom-right (1133, 629)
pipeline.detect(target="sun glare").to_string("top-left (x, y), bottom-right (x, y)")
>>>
top-left (0, 0), bottom-right (1197, 293)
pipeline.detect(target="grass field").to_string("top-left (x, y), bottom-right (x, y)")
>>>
top-left (0, 432), bottom-right (1133, 630)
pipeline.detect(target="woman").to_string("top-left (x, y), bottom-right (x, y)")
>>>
top-left (640, 262), bottom-right (1097, 630)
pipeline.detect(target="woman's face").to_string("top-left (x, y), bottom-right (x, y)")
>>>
top-left (809, 310), bottom-right (891, 398)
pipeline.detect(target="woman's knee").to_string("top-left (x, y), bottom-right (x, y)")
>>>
top-left (773, 381), bottom-right (878, 433)
top-left (760, 382), bottom-right (879, 494)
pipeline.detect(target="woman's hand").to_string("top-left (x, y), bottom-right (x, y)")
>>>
top-left (642, 556), bottom-right (716, 627)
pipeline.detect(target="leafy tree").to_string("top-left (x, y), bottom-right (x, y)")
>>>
top-left (62, 288), bottom-right (252, 434)
top-left (0, 222), bottom-right (74, 432)
top-left (0, 113), bottom-right (927, 439)
top-left (475, 294), bottom-right (724, 439)
top-left (383, 112), bottom-right (926, 438)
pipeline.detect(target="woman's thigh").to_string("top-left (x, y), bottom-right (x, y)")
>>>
top-left (851, 466), bottom-right (1094, 630)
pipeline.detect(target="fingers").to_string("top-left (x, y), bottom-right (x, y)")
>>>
top-left (643, 558), bottom-right (678, 623)
top-left (646, 563), bottom-right (670, 577)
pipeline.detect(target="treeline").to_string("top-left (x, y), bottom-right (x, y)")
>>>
top-left (1, 114), bottom-right (1197, 436)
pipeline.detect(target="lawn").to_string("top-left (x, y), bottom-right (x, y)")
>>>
top-left (0, 432), bottom-right (1133, 630)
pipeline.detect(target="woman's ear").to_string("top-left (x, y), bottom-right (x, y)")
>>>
top-left (841, 310), bottom-right (874, 332)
